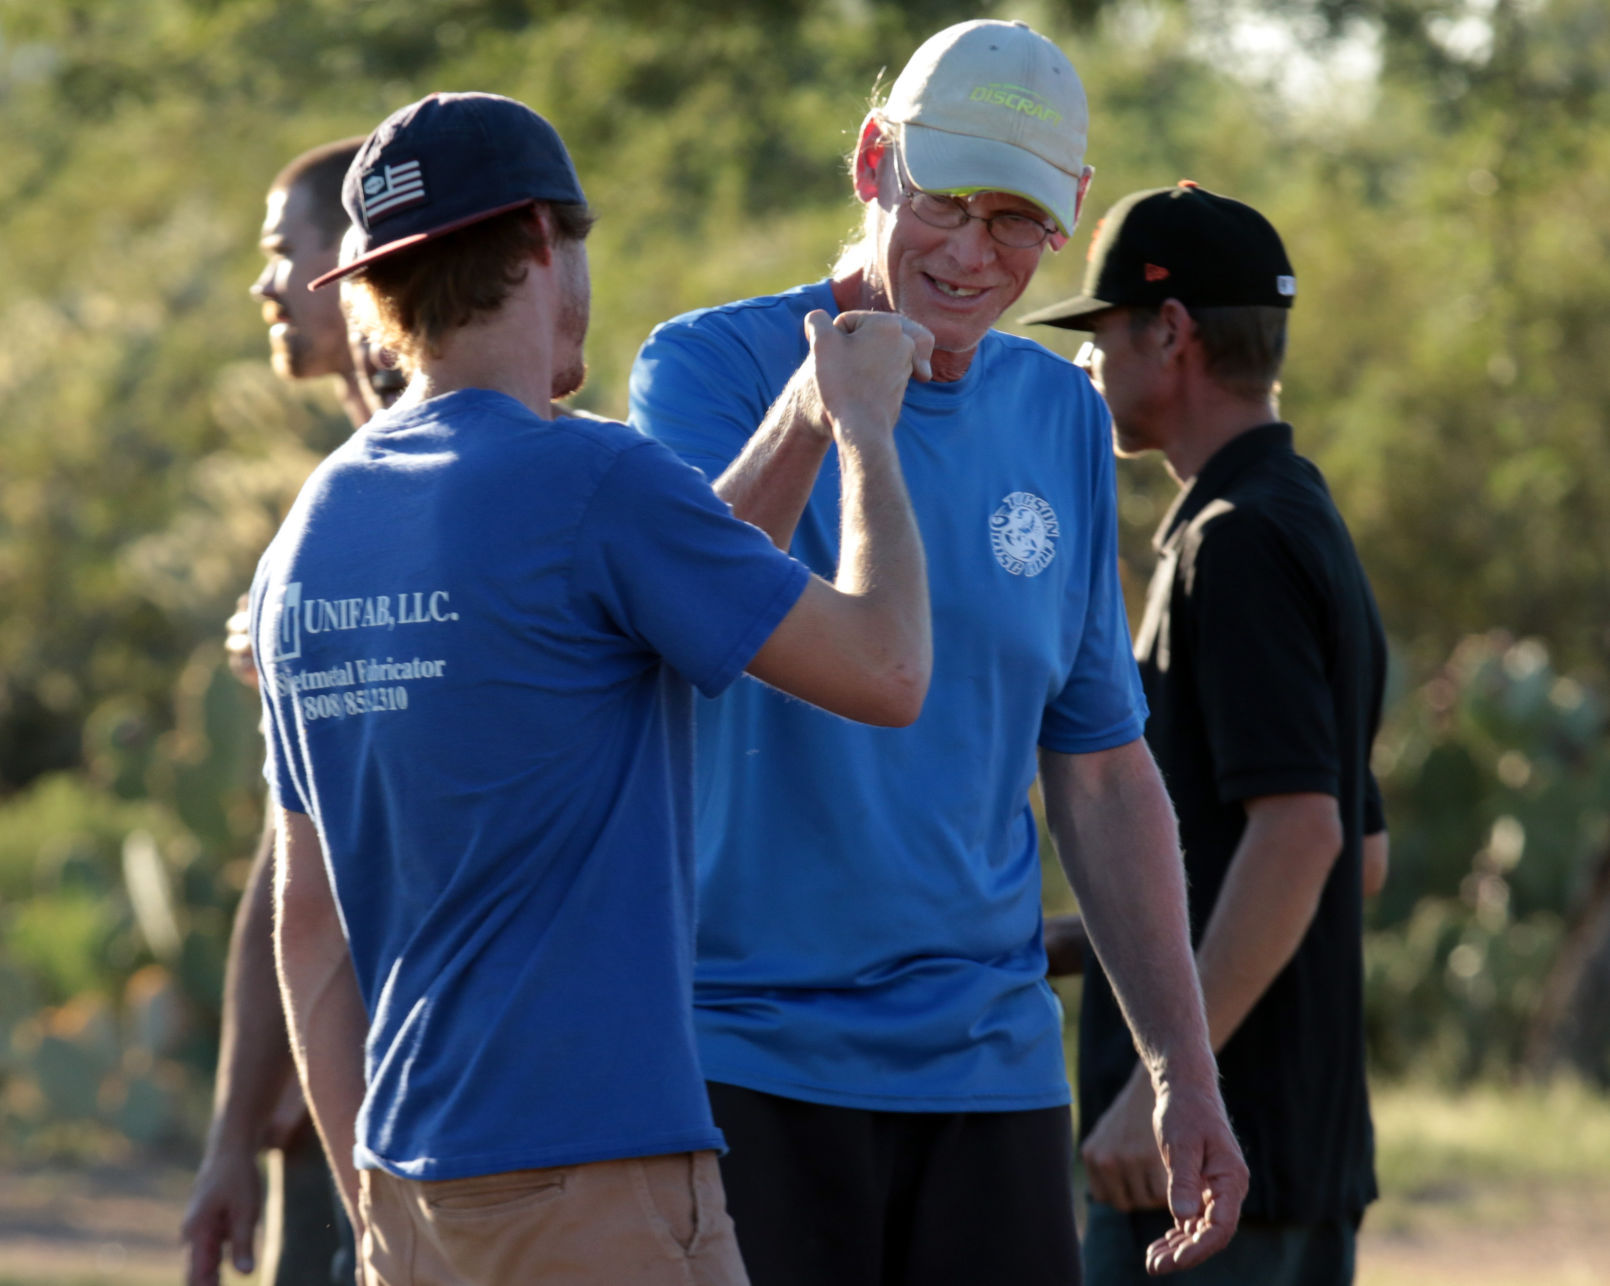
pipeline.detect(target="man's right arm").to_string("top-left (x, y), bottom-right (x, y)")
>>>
top-left (743, 311), bottom-right (933, 727)
top-left (709, 370), bottom-right (836, 551)
top-left (709, 332), bottom-right (932, 550)
top-left (1041, 741), bottom-right (1247, 1274)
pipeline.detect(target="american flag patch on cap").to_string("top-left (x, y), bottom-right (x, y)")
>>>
top-left (361, 160), bottom-right (427, 221)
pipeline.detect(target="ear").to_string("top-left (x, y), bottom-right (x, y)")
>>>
top-left (1073, 165), bottom-right (1094, 227)
top-left (1045, 165), bottom-right (1095, 253)
top-left (852, 114), bottom-right (889, 205)
top-left (529, 204), bottom-right (555, 266)
top-left (1156, 298), bottom-right (1195, 365)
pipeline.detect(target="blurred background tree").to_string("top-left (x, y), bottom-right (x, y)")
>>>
top-left (1, 0), bottom-right (1607, 1158)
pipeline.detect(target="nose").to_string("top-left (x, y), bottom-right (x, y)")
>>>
top-left (947, 216), bottom-right (999, 271)
top-left (251, 260), bottom-right (277, 302)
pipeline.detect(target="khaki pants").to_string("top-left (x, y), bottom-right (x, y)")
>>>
top-left (359, 1150), bottom-right (749, 1286)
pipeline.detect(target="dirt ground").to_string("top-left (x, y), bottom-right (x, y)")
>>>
top-left (0, 1163), bottom-right (196, 1286)
top-left (1360, 1219), bottom-right (1610, 1286)
top-left (1, 1161), bottom-right (1607, 1286)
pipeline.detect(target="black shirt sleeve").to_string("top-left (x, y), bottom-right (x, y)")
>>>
top-left (1184, 503), bottom-right (1341, 805)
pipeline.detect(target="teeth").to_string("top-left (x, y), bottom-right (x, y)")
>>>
top-left (933, 280), bottom-right (983, 298)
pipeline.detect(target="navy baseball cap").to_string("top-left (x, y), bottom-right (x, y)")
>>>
top-left (309, 92), bottom-right (586, 291)
top-left (1020, 181), bottom-right (1295, 330)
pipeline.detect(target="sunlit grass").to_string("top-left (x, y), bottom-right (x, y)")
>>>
top-left (1359, 1078), bottom-right (1610, 1286)
top-left (1371, 1077), bottom-right (1610, 1227)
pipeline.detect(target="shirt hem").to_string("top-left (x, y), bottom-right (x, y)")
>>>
top-left (698, 560), bottom-right (810, 698)
top-left (1037, 714), bottom-right (1147, 756)
top-left (701, 1066), bottom-right (1070, 1114)
top-left (357, 1127), bottom-right (728, 1181)
top-left (1217, 768), bottom-right (1339, 803)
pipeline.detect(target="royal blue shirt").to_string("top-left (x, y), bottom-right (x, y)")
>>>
top-left (253, 389), bottom-right (807, 1176)
top-left (631, 282), bottom-right (1147, 1110)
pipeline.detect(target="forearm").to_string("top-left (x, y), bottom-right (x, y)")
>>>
top-left (1193, 794), bottom-right (1341, 1052)
top-left (1362, 829), bottom-right (1389, 898)
top-left (832, 427), bottom-right (931, 684)
top-left (206, 810), bottom-right (297, 1152)
top-left (273, 808), bottom-right (368, 1226)
top-left (1041, 744), bottom-right (1215, 1089)
top-left (711, 375), bottom-right (833, 548)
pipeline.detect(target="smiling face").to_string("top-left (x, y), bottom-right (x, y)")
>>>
top-left (250, 180), bottom-right (352, 382)
top-left (854, 146), bottom-right (1049, 380)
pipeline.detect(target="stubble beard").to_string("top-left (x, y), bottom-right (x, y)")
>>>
top-left (272, 322), bottom-right (348, 383)
top-left (269, 328), bottom-right (305, 381)
top-left (550, 270), bottom-right (590, 401)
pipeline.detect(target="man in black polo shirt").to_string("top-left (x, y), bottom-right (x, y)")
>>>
top-left (1024, 184), bottom-right (1388, 1283)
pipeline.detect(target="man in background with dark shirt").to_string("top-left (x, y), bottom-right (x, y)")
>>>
top-left (1027, 183), bottom-right (1388, 1284)
top-left (183, 137), bottom-right (370, 1286)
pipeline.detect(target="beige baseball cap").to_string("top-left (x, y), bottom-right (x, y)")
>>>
top-left (882, 20), bottom-right (1089, 236)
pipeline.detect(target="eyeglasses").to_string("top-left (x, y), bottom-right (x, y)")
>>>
top-left (899, 186), bottom-right (1058, 249)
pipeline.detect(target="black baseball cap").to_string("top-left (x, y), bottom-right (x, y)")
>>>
top-left (1020, 181), bottom-right (1295, 330)
top-left (310, 92), bottom-right (586, 291)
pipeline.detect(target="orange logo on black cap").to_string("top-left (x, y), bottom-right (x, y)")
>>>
top-left (1144, 263), bottom-right (1170, 282)
top-left (1087, 218), bottom-right (1105, 263)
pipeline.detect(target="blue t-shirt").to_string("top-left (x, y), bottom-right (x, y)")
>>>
top-left (251, 389), bottom-right (808, 1177)
top-left (630, 281), bottom-right (1147, 1111)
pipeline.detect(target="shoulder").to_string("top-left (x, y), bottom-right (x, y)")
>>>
top-left (552, 416), bottom-right (705, 493)
top-left (1183, 497), bottom-right (1284, 562)
top-left (640, 280), bottom-right (829, 360)
top-left (1179, 476), bottom-right (1342, 608)
top-left (974, 330), bottom-right (1112, 485)
top-left (983, 329), bottom-right (1107, 422)
top-left (1215, 451), bottom-right (1350, 560)
top-left (631, 282), bottom-right (830, 430)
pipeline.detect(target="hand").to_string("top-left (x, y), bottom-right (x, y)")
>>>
top-left (1043, 912), bottom-right (1087, 977)
top-left (803, 309), bottom-right (933, 443)
top-left (225, 592), bottom-right (257, 690)
top-left (833, 310), bottom-right (934, 382)
top-left (1143, 1077), bottom-right (1248, 1275)
top-left (1082, 1071), bottom-right (1167, 1213)
top-left (181, 1140), bottom-right (261, 1285)
top-left (265, 1077), bottom-right (312, 1151)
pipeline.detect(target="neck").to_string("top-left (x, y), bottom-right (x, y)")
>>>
top-left (396, 289), bottom-right (557, 419)
top-left (1162, 395), bottom-right (1280, 483)
top-left (334, 370), bottom-right (375, 430)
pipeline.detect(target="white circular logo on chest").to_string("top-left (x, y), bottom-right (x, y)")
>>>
top-left (990, 492), bottom-right (1059, 577)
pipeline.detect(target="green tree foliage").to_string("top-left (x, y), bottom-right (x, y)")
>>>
top-left (1366, 632), bottom-right (1610, 1082)
top-left (1, 0), bottom-right (1608, 1152)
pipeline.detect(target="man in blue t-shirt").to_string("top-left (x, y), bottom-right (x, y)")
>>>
top-left (631, 20), bottom-right (1245, 1286)
top-left (253, 92), bottom-right (936, 1286)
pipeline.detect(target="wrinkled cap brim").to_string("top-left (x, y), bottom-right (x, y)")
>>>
top-left (1018, 293), bottom-right (1114, 330)
top-left (898, 122), bottom-right (1076, 237)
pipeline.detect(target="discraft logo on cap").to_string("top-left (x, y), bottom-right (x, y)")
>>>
top-left (362, 160), bottom-right (427, 222)
top-left (968, 82), bottom-right (1062, 125)
top-left (990, 491), bottom-right (1059, 577)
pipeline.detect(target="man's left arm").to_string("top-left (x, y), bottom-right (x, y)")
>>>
top-left (273, 806), bottom-right (367, 1228)
top-left (1041, 741), bottom-right (1248, 1275)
